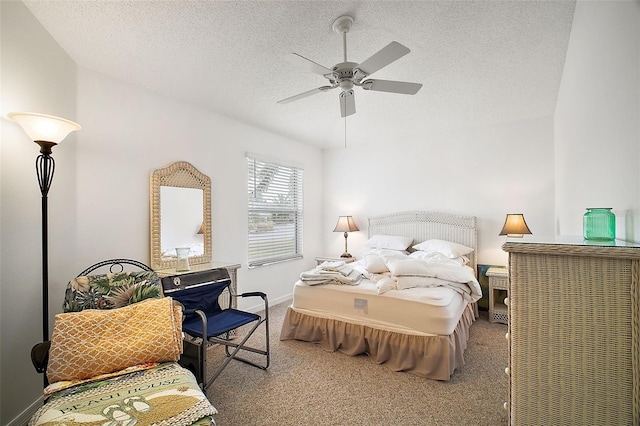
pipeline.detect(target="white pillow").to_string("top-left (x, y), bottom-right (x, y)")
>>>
top-left (412, 239), bottom-right (474, 258)
top-left (365, 234), bottom-right (413, 251)
top-left (360, 248), bottom-right (409, 259)
top-left (386, 258), bottom-right (432, 277)
top-left (364, 254), bottom-right (389, 274)
top-left (375, 276), bottom-right (396, 294)
top-left (409, 251), bottom-right (469, 266)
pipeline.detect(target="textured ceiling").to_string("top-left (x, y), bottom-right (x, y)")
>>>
top-left (22, 0), bottom-right (575, 148)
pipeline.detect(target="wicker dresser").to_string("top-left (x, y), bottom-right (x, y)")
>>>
top-left (502, 237), bottom-right (640, 426)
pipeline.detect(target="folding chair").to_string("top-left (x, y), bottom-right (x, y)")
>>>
top-left (161, 268), bottom-right (269, 391)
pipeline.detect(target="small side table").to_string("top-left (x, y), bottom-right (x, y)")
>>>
top-left (315, 256), bottom-right (356, 265)
top-left (487, 266), bottom-right (509, 324)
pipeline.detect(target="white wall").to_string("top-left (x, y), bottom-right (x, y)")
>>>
top-left (1, 1), bottom-right (78, 423)
top-left (323, 116), bottom-right (556, 266)
top-left (555, 0), bottom-right (640, 241)
top-left (75, 69), bottom-right (323, 312)
top-left (1, 3), bottom-right (323, 424)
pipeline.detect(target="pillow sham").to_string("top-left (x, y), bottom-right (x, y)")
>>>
top-left (47, 297), bottom-right (183, 383)
top-left (412, 239), bottom-right (474, 258)
top-left (364, 254), bottom-right (390, 274)
top-left (364, 234), bottom-right (413, 251)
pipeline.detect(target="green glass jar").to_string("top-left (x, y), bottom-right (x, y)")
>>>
top-left (583, 208), bottom-right (615, 241)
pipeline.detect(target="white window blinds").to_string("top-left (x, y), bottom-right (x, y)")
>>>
top-left (247, 155), bottom-right (303, 267)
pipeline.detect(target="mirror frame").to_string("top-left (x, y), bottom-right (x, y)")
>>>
top-left (150, 161), bottom-right (212, 270)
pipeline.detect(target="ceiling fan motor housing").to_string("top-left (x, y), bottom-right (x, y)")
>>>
top-left (332, 61), bottom-right (359, 91)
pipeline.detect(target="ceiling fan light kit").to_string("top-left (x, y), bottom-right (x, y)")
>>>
top-left (278, 15), bottom-right (423, 118)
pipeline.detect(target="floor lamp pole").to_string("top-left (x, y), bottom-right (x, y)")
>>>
top-left (7, 112), bottom-right (81, 388)
top-left (36, 143), bottom-right (56, 343)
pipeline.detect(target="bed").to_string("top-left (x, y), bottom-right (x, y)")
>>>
top-left (280, 211), bottom-right (481, 380)
top-left (28, 259), bottom-right (217, 426)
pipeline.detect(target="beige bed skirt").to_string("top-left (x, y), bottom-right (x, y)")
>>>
top-left (280, 304), bottom-right (475, 381)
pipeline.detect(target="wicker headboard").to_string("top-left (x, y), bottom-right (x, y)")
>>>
top-left (367, 211), bottom-right (478, 273)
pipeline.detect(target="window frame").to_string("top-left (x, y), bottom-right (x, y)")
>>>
top-left (247, 154), bottom-right (303, 268)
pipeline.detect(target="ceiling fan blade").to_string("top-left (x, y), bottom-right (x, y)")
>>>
top-left (277, 86), bottom-right (334, 104)
top-left (286, 53), bottom-right (334, 76)
top-left (356, 41), bottom-right (411, 77)
top-left (361, 79), bottom-right (422, 95)
top-left (339, 90), bottom-right (355, 117)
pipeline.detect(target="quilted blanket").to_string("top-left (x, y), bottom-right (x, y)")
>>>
top-left (47, 297), bottom-right (183, 383)
top-left (29, 363), bottom-right (216, 426)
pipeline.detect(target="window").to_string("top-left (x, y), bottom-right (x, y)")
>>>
top-left (247, 155), bottom-right (303, 267)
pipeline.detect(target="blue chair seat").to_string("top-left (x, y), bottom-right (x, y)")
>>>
top-left (183, 309), bottom-right (260, 338)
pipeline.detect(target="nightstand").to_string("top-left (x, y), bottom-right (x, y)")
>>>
top-left (315, 256), bottom-right (356, 265)
top-left (487, 266), bottom-right (509, 324)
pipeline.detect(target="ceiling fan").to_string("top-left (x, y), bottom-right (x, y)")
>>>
top-left (277, 15), bottom-right (423, 117)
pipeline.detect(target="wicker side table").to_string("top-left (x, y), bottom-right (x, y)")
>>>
top-left (315, 256), bottom-right (356, 265)
top-left (487, 266), bottom-right (509, 324)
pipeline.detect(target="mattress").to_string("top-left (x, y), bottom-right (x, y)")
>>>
top-left (291, 278), bottom-right (467, 336)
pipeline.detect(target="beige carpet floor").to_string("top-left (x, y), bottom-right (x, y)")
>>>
top-left (204, 301), bottom-right (509, 426)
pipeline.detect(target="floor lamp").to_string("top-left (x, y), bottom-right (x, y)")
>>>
top-left (8, 112), bottom-right (81, 344)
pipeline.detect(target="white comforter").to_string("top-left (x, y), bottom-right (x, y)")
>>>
top-left (355, 251), bottom-right (482, 303)
top-left (299, 251), bottom-right (481, 303)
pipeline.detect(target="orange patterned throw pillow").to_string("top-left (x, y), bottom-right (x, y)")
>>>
top-left (47, 297), bottom-right (183, 383)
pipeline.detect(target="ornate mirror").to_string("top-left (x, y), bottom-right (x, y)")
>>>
top-left (150, 161), bottom-right (212, 270)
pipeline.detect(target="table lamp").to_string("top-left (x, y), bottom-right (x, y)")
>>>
top-left (333, 216), bottom-right (359, 258)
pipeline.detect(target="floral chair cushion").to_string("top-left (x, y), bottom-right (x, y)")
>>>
top-left (62, 270), bottom-right (162, 313)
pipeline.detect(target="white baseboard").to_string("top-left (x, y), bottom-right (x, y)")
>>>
top-left (8, 396), bottom-right (42, 426)
top-left (246, 293), bottom-right (292, 313)
top-left (267, 293), bottom-right (293, 309)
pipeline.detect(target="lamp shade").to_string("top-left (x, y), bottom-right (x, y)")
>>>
top-left (8, 112), bottom-right (81, 143)
top-left (333, 216), bottom-right (359, 233)
top-left (499, 214), bottom-right (532, 237)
